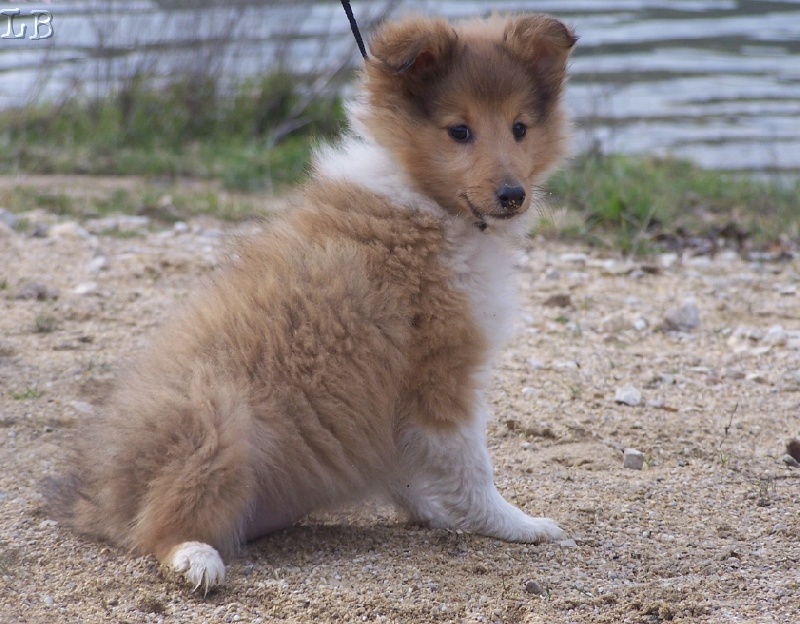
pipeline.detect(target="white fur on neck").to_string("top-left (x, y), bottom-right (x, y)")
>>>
top-left (313, 109), bottom-right (530, 363)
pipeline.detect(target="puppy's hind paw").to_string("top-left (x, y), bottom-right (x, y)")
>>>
top-left (169, 541), bottom-right (226, 594)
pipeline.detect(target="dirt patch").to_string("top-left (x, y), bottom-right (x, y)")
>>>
top-left (1, 203), bottom-right (799, 623)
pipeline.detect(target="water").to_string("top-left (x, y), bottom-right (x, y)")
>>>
top-left (2, 0), bottom-right (799, 174)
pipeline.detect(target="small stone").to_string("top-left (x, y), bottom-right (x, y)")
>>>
top-left (544, 268), bottom-right (560, 281)
top-left (746, 371), bottom-right (768, 384)
top-left (527, 357), bottom-right (544, 370)
top-left (70, 401), bottom-right (94, 415)
top-left (558, 539), bottom-right (577, 548)
top-left (49, 222), bottom-right (91, 241)
top-left (762, 325), bottom-right (788, 347)
top-left (623, 448), bottom-right (644, 470)
top-left (559, 252), bottom-right (587, 266)
top-left (554, 360), bottom-right (579, 370)
top-left (780, 454), bottom-right (800, 468)
top-left (73, 282), bottom-right (98, 295)
top-left (173, 221), bottom-right (189, 234)
top-left (0, 208), bottom-right (17, 229)
top-left (599, 311), bottom-right (629, 333)
top-left (663, 298), bottom-right (700, 331)
top-left (543, 293), bottom-right (571, 308)
top-left (615, 386), bottom-right (641, 407)
top-left (30, 223), bottom-right (49, 238)
top-left (524, 579), bottom-right (544, 595)
top-left (659, 253), bottom-right (679, 269)
top-left (43, 595), bottom-right (54, 606)
top-left (86, 256), bottom-right (108, 273)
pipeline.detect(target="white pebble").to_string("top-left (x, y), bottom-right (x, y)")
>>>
top-left (527, 357), bottom-right (544, 370)
top-left (559, 252), bottom-right (587, 266)
top-left (86, 256), bottom-right (108, 273)
top-left (762, 325), bottom-right (788, 347)
top-left (615, 386), bottom-right (642, 407)
top-left (73, 282), bottom-right (98, 295)
top-left (49, 222), bottom-right (91, 241)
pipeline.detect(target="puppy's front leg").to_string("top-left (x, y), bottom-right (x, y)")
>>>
top-left (393, 409), bottom-right (564, 543)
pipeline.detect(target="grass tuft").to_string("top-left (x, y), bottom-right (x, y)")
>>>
top-left (544, 153), bottom-right (800, 255)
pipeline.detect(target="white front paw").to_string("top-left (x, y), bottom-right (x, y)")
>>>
top-left (170, 541), bottom-right (226, 593)
top-left (519, 516), bottom-right (566, 543)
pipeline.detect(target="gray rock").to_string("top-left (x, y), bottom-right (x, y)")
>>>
top-left (762, 325), bottom-right (788, 347)
top-left (599, 311), bottom-right (629, 333)
top-left (663, 298), bottom-right (700, 331)
top-left (0, 208), bottom-right (17, 229)
top-left (524, 580), bottom-right (544, 595)
top-left (544, 268), bottom-right (560, 281)
top-left (558, 539), bottom-right (577, 548)
top-left (780, 454), bottom-right (800, 468)
top-left (615, 386), bottom-right (642, 407)
top-left (623, 448), bottom-right (644, 470)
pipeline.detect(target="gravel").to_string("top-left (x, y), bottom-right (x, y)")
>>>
top-left (2, 204), bottom-right (800, 623)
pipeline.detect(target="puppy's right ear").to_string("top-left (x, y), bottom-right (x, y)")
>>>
top-left (368, 17), bottom-right (457, 79)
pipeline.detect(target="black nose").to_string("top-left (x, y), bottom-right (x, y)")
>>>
top-left (496, 185), bottom-right (526, 210)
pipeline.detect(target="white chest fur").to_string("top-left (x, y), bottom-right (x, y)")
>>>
top-left (314, 136), bottom-right (524, 366)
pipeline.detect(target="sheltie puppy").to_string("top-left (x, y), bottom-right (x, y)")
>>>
top-left (52, 13), bottom-right (577, 592)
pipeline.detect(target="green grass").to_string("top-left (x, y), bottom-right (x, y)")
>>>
top-left (0, 72), bottom-right (344, 192)
top-left (1, 73), bottom-right (797, 253)
top-left (9, 387), bottom-right (44, 400)
top-left (543, 153), bottom-right (800, 255)
top-left (0, 184), bottom-right (265, 224)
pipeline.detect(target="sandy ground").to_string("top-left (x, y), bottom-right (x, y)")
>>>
top-left (1, 199), bottom-right (799, 624)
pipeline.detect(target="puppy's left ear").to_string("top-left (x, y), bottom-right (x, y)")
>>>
top-left (503, 14), bottom-right (577, 75)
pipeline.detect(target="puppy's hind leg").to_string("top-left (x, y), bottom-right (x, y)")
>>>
top-left (393, 407), bottom-right (564, 544)
top-left (127, 375), bottom-right (259, 593)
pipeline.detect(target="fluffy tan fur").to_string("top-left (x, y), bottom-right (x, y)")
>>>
top-left (52, 13), bottom-right (576, 591)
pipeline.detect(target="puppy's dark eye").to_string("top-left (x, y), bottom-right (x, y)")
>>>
top-left (448, 125), bottom-right (471, 143)
top-left (512, 122), bottom-right (527, 139)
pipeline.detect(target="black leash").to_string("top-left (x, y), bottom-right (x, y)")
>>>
top-left (340, 0), bottom-right (368, 60)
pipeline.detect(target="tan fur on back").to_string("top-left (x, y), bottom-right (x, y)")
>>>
top-left (64, 181), bottom-right (485, 558)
